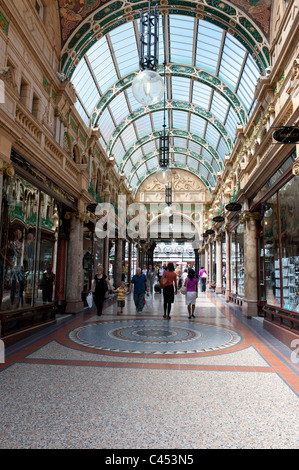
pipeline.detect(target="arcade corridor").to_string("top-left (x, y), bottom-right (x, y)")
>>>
top-left (0, 290), bottom-right (298, 449)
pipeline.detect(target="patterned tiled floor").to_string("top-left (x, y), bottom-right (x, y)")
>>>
top-left (0, 291), bottom-right (298, 449)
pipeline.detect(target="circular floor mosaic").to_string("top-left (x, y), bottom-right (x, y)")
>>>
top-left (68, 320), bottom-right (242, 355)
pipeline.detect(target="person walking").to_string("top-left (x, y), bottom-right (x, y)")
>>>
top-left (199, 266), bottom-right (208, 292)
top-left (41, 264), bottom-right (55, 303)
top-left (130, 267), bottom-right (148, 313)
top-left (160, 262), bottom-right (177, 319)
top-left (146, 265), bottom-right (155, 293)
top-left (181, 268), bottom-right (188, 286)
top-left (113, 281), bottom-right (129, 314)
top-left (184, 268), bottom-right (198, 319)
top-left (90, 265), bottom-right (111, 316)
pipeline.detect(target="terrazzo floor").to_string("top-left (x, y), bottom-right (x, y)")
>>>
top-left (0, 290), bottom-right (298, 450)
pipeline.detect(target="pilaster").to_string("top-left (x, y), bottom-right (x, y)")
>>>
top-left (65, 215), bottom-right (84, 314)
top-left (241, 211), bottom-right (261, 318)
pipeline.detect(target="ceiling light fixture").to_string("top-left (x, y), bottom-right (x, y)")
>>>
top-left (132, 0), bottom-right (164, 106)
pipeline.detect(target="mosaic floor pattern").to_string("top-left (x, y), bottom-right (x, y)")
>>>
top-left (68, 319), bottom-right (242, 355)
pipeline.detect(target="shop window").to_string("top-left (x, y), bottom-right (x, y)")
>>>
top-left (278, 178), bottom-right (299, 312)
top-left (236, 225), bottom-right (244, 296)
top-left (0, 174), bottom-right (59, 312)
top-left (264, 193), bottom-right (280, 307)
top-left (231, 231), bottom-right (237, 294)
top-left (222, 232), bottom-right (226, 290)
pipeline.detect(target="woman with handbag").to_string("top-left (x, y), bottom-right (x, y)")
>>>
top-left (160, 262), bottom-right (177, 319)
top-left (90, 265), bottom-right (111, 316)
top-left (184, 268), bottom-right (198, 319)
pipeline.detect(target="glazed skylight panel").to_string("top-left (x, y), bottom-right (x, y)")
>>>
top-left (88, 37), bottom-right (117, 94)
top-left (205, 123), bottom-right (221, 149)
top-left (74, 99), bottom-right (90, 127)
top-left (169, 16), bottom-right (194, 65)
top-left (187, 156), bottom-right (199, 170)
top-left (152, 111), bottom-right (169, 132)
top-left (196, 21), bottom-right (222, 74)
top-left (192, 81), bottom-right (212, 109)
top-left (121, 125), bottom-right (138, 151)
top-left (216, 138), bottom-right (227, 161)
top-left (126, 87), bottom-right (142, 114)
top-left (225, 108), bottom-right (239, 140)
top-left (172, 110), bottom-right (188, 131)
top-left (114, 139), bottom-right (126, 165)
top-left (131, 147), bottom-right (143, 166)
top-left (210, 92), bottom-right (230, 124)
top-left (134, 114), bottom-right (152, 139)
top-left (173, 137), bottom-right (188, 148)
top-left (72, 59), bottom-right (98, 113)
top-left (198, 164), bottom-right (209, 179)
top-left (188, 140), bottom-right (205, 158)
top-left (142, 141), bottom-right (157, 156)
top-left (171, 77), bottom-right (190, 102)
top-left (189, 114), bottom-right (206, 136)
top-left (237, 56), bottom-right (260, 111)
top-left (98, 108), bottom-right (115, 144)
top-left (80, 82), bottom-right (100, 116)
top-left (130, 173), bottom-right (138, 188)
top-left (173, 153), bottom-right (186, 165)
top-left (109, 22), bottom-right (139, 77)
top-left (218, 36), bottom-right (246, 90)
top-left (147, 157), bottom-right (158, 171)
top-left (109, 92), bottom-right (130, 123)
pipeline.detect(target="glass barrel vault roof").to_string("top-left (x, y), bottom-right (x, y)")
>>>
top-left (71, 14), bottom-right (260, 194)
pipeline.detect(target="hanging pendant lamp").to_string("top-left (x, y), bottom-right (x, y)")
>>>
top-left (132, 0), bottom-right (164, 106)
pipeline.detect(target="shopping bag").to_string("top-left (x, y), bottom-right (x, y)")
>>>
top-left (86, 292), bottom-right (93, 308)
top-left (144, 293), bottom-right (153, 311)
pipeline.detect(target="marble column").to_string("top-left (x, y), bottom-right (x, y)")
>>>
top-left (65, 216), bottom-right (84, 314)
top-left (242, 212), bottom-right (260, 317)
top-left (225, 228), bottom-right (231, 302)
top-left (204, 244), bottom-right (209, 275)
top-left (128, 241), bottom-right (132, 283)
top-left (194, 248), bottom-right (199, 276)
top-left (114, 237), bottom-right (123, 288)
top-left (215, 235), bottom-right (222, 294)
top-left (55, 223), bottom-right (67, 310)
top-left (209, 241), bottom-right (213, 285)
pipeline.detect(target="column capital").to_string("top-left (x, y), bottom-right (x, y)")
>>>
top-left (292, 157), bottom-right (299, 176)
top-left (0, 157), bottom-right (15, 177)
top-left (239, 210), bottom-right (261, 224)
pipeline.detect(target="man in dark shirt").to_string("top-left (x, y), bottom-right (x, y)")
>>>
top-left (130, 267), bottom-right (148, 313)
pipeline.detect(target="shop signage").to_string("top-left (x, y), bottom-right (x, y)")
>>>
top-left (272, 126), bottom-right (299, 144)
top-left (212, 215), bottom-right (225, 223)
top-left (225, 202), bottom-right (242, 212)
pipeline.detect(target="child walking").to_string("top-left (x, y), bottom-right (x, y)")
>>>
top-left (113, 281), bottom-right (129, 314)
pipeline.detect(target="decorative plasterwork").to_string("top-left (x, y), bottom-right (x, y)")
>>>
top-left (131, 162), bottom-right (214, 197)
top-left (91, 64), bottom-right (248, 128)
top-left (59, 0), bottom-right (271, 77)
top-left (107, 100), bottom-right (233, 159)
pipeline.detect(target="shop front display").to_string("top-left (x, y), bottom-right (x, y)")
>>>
top-left (263, 177), bottom-right (299, 313)
top-left (230, 225), bottom-right (244, 298)
top-left (0, 173), bottom-right (59, 312)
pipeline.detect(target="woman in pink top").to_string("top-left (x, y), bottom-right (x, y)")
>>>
top-left (184, 268), bottom-right (198, 319)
